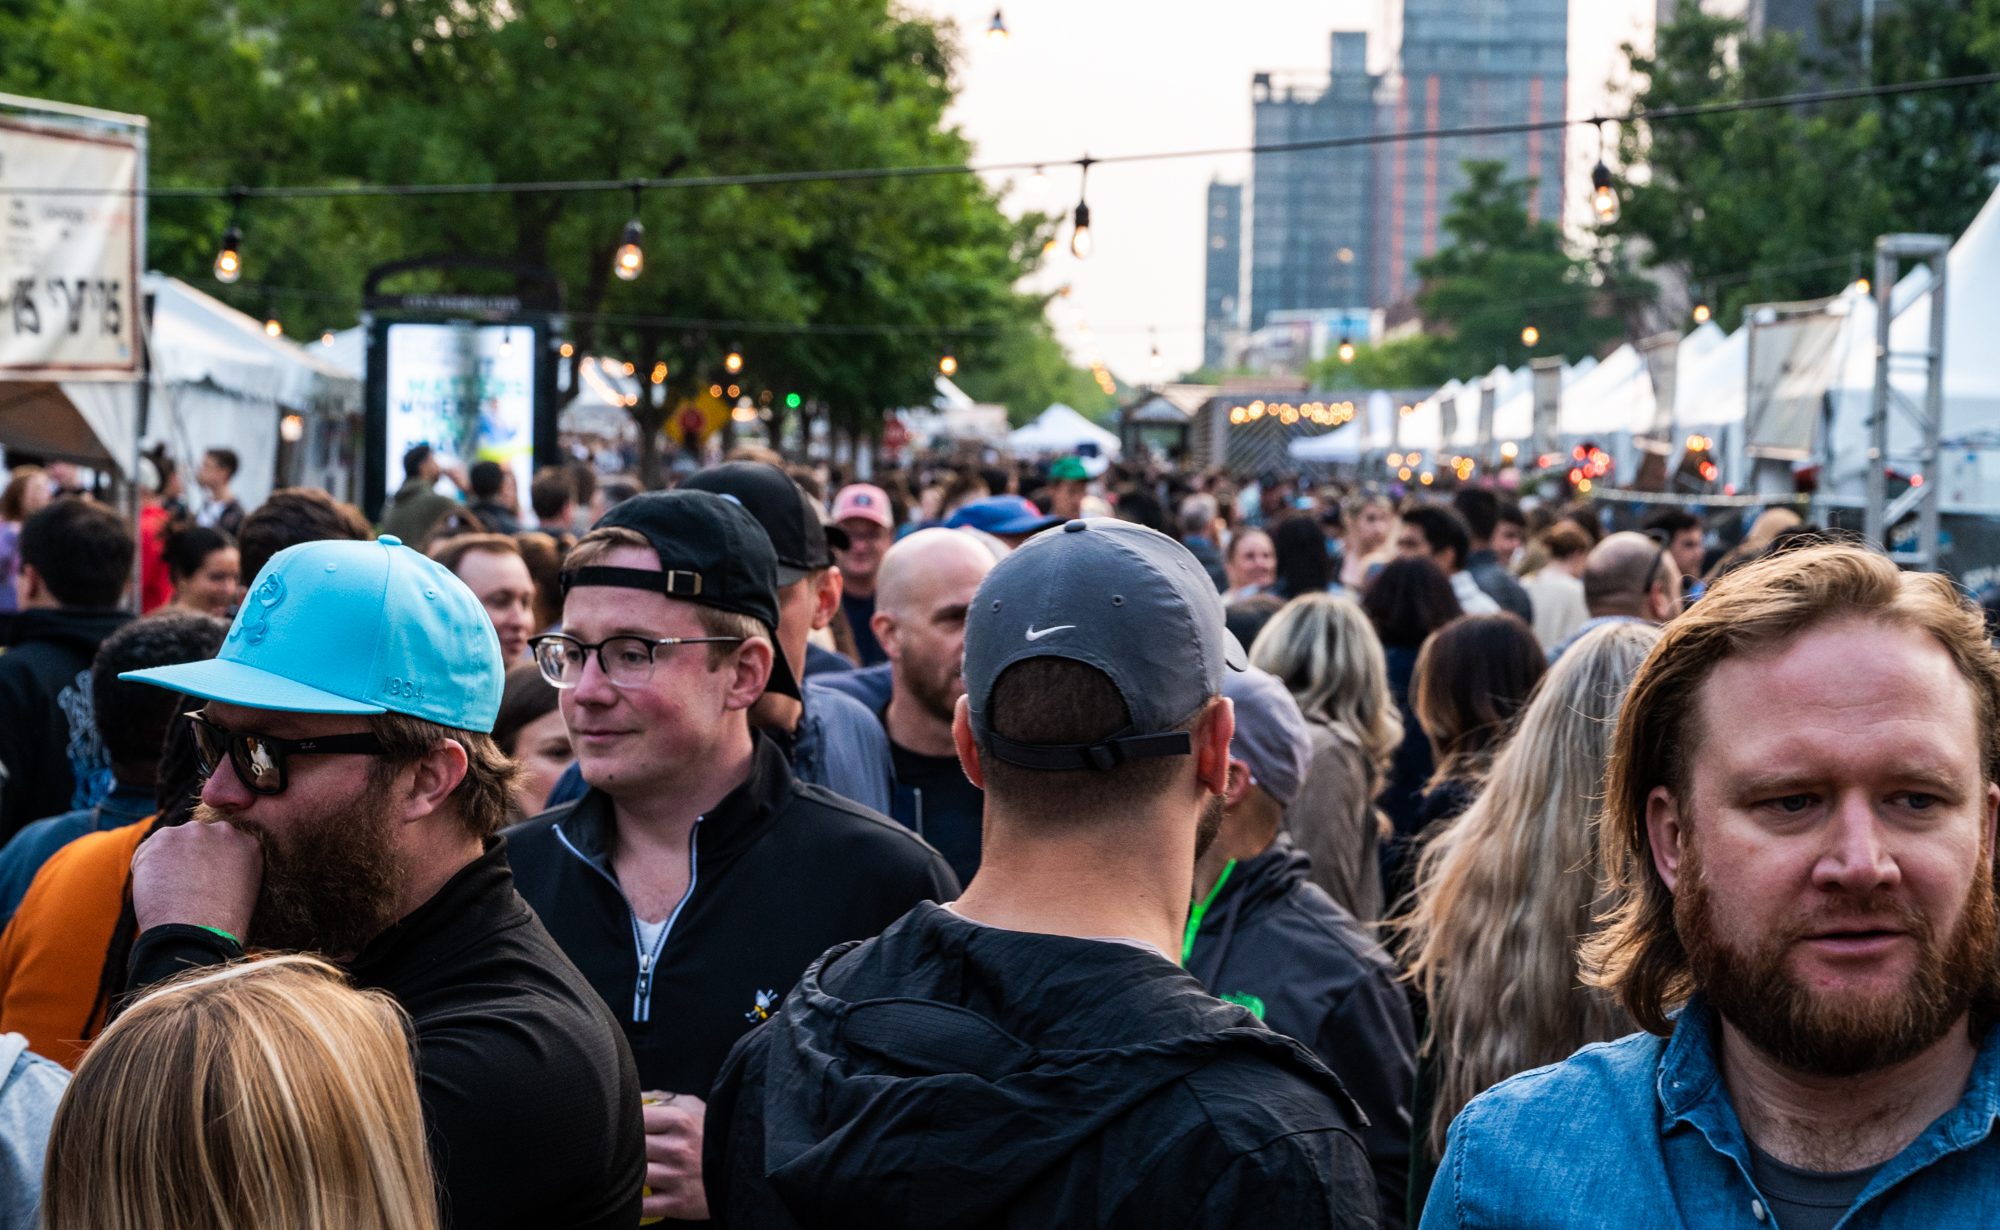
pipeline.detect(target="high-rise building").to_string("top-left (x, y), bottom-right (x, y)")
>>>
top-left (1376, 0), bottom-right (1569, 304)
top-left (1202, 180), bottom-right (1243, 369)
top-left (1247, 32), bottom-right (1381, 331)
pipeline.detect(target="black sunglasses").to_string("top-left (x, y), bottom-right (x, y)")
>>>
top-left (186, 712), bottom-right (388, 797)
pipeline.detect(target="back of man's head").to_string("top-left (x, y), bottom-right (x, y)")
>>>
top-left (964, 519), bottom-right (1241, 829)
top-left (20, 497), bottom-right (133, 608)
top-left (1221, 666), bottom-right (1311, 818)
top-left (1641, 507), bottom-right (1699, 540)
top-left (529, 466), bottom-right (576, 522)
top-left (236, 489), bottom-right (371, 582)
top-left (1583, 531), bottom-right (1673, 617)
top-left (1451, 489), bottom-right (1499, 545)
top-left (1178, 493), bottom-right (1218, 540)
top-left (1403, 505), bottom-right (1472, 572)
top-left (204, 448), bottom-right (239, 480)
top-left (402, 444), bottom-right (434, 481)
top-left (468, 460), bottom-right (506, 500)
top-left (92, 611), bottom-right (229, 786)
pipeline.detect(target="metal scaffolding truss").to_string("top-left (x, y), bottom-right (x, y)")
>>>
top-left (1866, 234), bottom-right (1950, 567)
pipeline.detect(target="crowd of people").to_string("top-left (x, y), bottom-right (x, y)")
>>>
top-left (0, 439), bottom-right (1991, 1228)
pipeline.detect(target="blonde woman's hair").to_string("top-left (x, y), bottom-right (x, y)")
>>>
top-left (1398, 619), bottom-right (1660, 1160)
top-left (43, 955), bottom-right (439, 1230)
top-left (1248, 593), bottom-right (1403, 772)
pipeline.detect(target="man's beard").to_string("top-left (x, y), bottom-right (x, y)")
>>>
top-left (1678, 837), bottom-right (1999, 1077)
top-left (1193, 794), bottom-right (1226, 860)
top-left (909, 661), bottom-right (965, 728)
top-left (196, 785), bottom-right (406, 957)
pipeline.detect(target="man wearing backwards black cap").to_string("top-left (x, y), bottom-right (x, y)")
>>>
top-left (539, 461), bottom-right (894, 813)
top-left (706, 518), bottom-right (1378, 1229)
top-left (505, 490), bottom-right (958, 1224)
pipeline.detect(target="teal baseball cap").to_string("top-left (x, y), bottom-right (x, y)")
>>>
top-left (122, 534), bottom-right (504, 732)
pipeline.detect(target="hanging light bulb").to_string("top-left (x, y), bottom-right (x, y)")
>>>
top-left (938, 352), bottom-right (959, 377)
top-left (213, 223), bottom-right (244, 283)
top-left (1590, 163), bottom-right (1620, 224)
top-left (263, 316), bottom-right (282, 338)
top-left (1070, 156), bottom-right (1095, 260)
top-left (613, 182), bottom-right (645, 281)
top-left (1521, 325), bottom-right (1540, 348)
top-left (1337, 337), bottom-right (1357, 364)
top-left (1692, 302), bottom-right (1711, 324)
top-left (724, 346), bottom-right (744, 374)
top-left (986, 7), bottom-right (1008, 42)
top-left (1856, 277), bottom-right (1872, 295)
top-left (319, 330), bottom-right (335, 346)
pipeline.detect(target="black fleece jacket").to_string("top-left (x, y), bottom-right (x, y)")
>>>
top-left (0, 607), bottom-right (129, 841)
top-left (707, 901), bottom-right (1379, 1229)
top-left (1185, 833), bottom-right (1418, 1228)
top-left (128, 840), bottom-right (646, 1230)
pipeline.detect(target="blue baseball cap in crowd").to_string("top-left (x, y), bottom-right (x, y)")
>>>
top-left (964, 518), bottom-right (1246, 770)
top-left (1221, 666), bottom-right (1312, 808)
top-left (122, 534), bottom-right (505, 732)
top-left (944, 495), bottom-right (1063, 537)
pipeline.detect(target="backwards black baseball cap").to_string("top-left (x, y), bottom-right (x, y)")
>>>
top-left (680, 461), bottom-right (846, 585)
top-left (563, 489), bottom-right (801, 699)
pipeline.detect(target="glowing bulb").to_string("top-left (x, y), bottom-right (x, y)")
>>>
top-left (1856, 277), bottom-right (1872, 295)
top-left (613, 219), bottom-right (644, 281)
top-left (1070, 200), bottom-right (1093, 260)
top-left (1500, 442), bottom-right (1519, 461)
top-left (559, 342), bottom-right (575, 358)
top-left (938, 353), bottom-right (958, 376)
top-left (1692, 302), bottom-right (1711, 324)
top-left (1521, 325), bottom-right (1540, 347)
top-left (727, 383), bottom-right (741, 398)
top-left (213, 224), bottom-right (243, 284)
top-left (1589, 163), bottom-right (1620, 224)
top-left (724, 348), bottom-right (744, 374)
top-left (1337, 339), bottom-right (1356, 364)
top-left (263, 317), bottom-right (282, 337)
top-left (986, 7), bottom-right (1008, 42)
top-left (319, 330), bottom-right (334, 346)
top-left (650, 362), bottom-right (668, 385)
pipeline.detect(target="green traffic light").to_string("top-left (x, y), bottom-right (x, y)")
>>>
top-left (784, 393), bottom-right (801, 409)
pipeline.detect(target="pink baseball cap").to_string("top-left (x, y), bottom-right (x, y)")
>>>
top-left (831, 483), bottom-right (894, 529)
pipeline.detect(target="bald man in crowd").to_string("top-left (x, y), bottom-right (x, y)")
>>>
top-left (822, 529), bottom-right (997, 882)
top-left (1545, 530), bottom-right (1683, 663)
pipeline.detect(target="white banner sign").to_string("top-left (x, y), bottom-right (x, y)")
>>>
top-left (383, 322), bottom-right (536, 506)
top-left (0, 117), bottom-right (141, 379)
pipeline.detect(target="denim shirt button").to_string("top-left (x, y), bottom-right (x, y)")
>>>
top-left (1751, 1199), bottom-right (1768, 1222)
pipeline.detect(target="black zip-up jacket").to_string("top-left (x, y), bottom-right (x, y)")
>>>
top-left (0, 607), bottom-right (129, 840)
top-left (127, 840), bottom-right (645, 1229)
top-left (706, 901), bottom-right (1380, 1229)
top-left (505, 731), bottom-right (959, 1095)
top-left (1185, 834), bottom-right (1418, 1229)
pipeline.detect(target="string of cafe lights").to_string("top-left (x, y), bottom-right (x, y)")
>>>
top-left (128, 69), bottom-right (2000, 292)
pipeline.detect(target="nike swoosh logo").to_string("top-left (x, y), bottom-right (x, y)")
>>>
top-left (1025, 624), bottom-right (1075, 641)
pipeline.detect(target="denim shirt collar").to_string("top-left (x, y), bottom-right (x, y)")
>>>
top-left (1659, 993), bottom-right (2000, 1204)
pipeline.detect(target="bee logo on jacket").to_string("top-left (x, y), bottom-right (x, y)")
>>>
top-left (744, 988), bottom-right (778, 1024)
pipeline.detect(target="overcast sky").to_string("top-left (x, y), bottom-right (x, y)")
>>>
top-left (909, 0), bottom-right (1654, 387)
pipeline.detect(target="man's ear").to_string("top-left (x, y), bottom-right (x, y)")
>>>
top-left (1646, 785), bottom-right (1686, 891)
top-left (724, 637), bottom-right (776, 712)
top-left (810, 566), bottom-right (844, 633)
top-left (403, 739), bottom-right (471, 822)
top-left (1223, 756), bottom-right (1255, 809)
top-left (1194, 696), bottom-right (1234, 798)
top-left (871, 609), bottom-right (898, 661)
top-left (952, 696), bottom-right (984, 790)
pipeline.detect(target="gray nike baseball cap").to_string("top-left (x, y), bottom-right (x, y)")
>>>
top-left (964, 518), bottom-right (1246, 770)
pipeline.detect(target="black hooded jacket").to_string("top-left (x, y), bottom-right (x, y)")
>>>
top-left (0, 607), bottom-right (129, 840)
top-left (706, 901), bottom-right (1379, 1229)
top-left (1184, 834), bottom-right (1417, 1228)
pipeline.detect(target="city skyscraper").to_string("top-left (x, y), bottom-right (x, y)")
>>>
top-left (1376, 0), bottom-right (1569, 304)
top-left (1247, 32), bottom-right (1381, 331)
top-left (1202, 179), bottom-right (1243, 369)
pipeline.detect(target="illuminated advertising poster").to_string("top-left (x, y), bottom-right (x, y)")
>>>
top-left (382, 322), bottom-right (534, 506)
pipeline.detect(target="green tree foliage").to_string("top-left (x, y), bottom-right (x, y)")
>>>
top-left (1306, 333), bottom-right (1457, 390)
top-left (0, 0), bottom-right (1089, 481)
top-left (1611, 0), bottom-right (2000, 327)
top-left (950, 309), bottom-right (1116, 425)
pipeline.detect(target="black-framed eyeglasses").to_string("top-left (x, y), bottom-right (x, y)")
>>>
top-left (186, 712), bottom-right (388, 797)
top-left (530, 633), bottom-right (747, 690)
top-left (1640, 529), bottom-right (1673, 596)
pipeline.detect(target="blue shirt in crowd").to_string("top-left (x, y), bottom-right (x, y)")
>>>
top-left (0, 781), bottom-right (156, 927)
top-left (1421, 995), bottom-right (2000, 1229)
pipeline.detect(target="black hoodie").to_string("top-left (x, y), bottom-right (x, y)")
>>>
top-left (706, 901), bottom-right (1379, 1229)
top-left (0, 607), bottom-right (130, 840)
top-left (1185, 834), bottom-right (1417, 1228)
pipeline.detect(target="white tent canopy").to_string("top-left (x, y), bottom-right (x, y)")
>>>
top-left (1007, 402), bottom-right (1121, 458)
top-left (1492, 356), bottom-right (1595, 445)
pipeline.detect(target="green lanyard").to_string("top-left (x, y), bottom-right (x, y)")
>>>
top-left (1181, 859), bottom-right (1237, 965)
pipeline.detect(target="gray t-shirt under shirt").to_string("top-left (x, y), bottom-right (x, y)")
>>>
top-left (1747, 1140), bottom-right (1882, 1230)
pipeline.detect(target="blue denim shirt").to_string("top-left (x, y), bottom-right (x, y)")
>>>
top-left (1421, 995), bottom-right (2000, 1228)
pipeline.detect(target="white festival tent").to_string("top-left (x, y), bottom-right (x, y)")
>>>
top-left (1006, 402), bottom-right (1121, 458)
top-left (0, 275), bottom-right (360, 507)
top-left (1491, 356), bottom-right (1596, 446)
top-left (1556, 343), bottom-right (1653, 467)
top-left (1395, 379), bottom-right (1457, 459)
